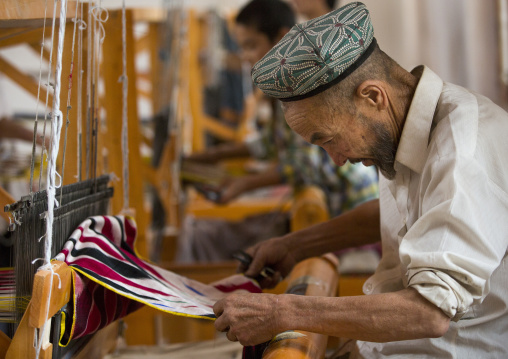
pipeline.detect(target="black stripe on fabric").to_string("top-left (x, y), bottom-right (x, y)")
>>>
top-left (88, 217), bottom-right (140, 265)
top-left (69, 246), bottom-right (149, 280)
top-left (279, 37), bottom-right (377, 102)
top-left (113, 215), bottom-right (136, 256)
top-left (92, 284), bottom-right (107, 328)
top-left (86, 216), bottom-right (175, 290)
top-left (76, 266), bottom-right (157, 302)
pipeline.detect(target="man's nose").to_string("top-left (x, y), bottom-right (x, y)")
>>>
top-left (327, 150), bottom-right (347, 166)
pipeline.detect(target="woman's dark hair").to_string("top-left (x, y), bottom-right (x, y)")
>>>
top-left (236, 0), bottom-right (296, 42)
top-left (326, 0), bottom-right (337, 11)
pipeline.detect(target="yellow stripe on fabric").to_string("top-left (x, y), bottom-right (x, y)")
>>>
top-left (70, 266), bottom-right (216, 323)
top-left (58, 269), bottom-right (78, 347)
top-left (60, 311), bottom-right (66, 344)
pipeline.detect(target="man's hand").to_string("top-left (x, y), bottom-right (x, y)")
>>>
top-left (213, 293), bottom-right (282, 346)
top-left (216, 176), bottom-right (249, 204)
top-left (184, 152), bottom-right (220, 164)
top-left (186, 143), bottom-right (251, 164)
top-left (217, 169), bottom-right (283, 205)
top-left (238, 237), bottom-right (298, 288)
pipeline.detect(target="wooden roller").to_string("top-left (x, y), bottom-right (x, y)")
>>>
top-left (263, 254), bottom-right (339, 359)
top-left (290, 186), bottom-right (329, 232)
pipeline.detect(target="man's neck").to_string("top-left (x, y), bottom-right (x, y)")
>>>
top-left (392, 67), bottom-right (420, 142)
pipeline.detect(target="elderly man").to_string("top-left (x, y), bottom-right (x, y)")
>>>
top-left (213, 2), bottom-right (508, 357)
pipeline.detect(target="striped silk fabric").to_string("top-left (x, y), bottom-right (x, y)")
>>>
top-left (54, 215), bottom-right (261, 345)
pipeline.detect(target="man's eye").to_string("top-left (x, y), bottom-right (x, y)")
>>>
top-left (322, 139), bottom-right (332, 145)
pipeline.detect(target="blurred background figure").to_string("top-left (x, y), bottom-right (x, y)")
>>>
top-left (290, 0), bottom-right (338, 20)
top-left (177, 0), bottom-right (379, 265)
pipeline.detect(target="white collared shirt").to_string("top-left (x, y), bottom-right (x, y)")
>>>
top-left (356, 66), bottom-right (508, 358)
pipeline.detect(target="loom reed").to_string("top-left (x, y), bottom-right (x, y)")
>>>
top-left (6, 175), bottom-right (112, 327)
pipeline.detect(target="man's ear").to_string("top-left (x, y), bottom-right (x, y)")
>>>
top-left (355, 80), bottom-right (388, 111)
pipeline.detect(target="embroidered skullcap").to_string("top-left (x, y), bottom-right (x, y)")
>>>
top-left (251, 2), bottom-right (375, 102)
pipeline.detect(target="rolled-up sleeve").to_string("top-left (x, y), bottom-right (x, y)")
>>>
top-left (399, 153), bottom-right (508, 320)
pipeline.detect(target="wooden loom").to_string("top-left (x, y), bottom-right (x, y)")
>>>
top-left (0, 2), bottom-right (370, 359)
top-left (0, 1), bottom-right (146, 357)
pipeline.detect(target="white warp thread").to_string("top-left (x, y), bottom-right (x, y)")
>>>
top-left (36, 1), bottom-right (68, 358)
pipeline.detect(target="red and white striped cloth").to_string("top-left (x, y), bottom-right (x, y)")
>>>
top-left (55, 215), bottom-right (261, 345)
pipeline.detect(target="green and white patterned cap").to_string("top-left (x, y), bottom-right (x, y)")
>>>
top-left (251, 2), bottom-right (375, 102)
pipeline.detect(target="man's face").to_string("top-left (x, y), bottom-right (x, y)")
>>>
top-left (283, 97), bottom-right (397, 179)
top-left (235, 24), bottom-right (275, 66)
top-left (290, 0), bottom-right (328, 19)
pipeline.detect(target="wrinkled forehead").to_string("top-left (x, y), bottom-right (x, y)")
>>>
top-left (282, 99), bottom-right (332, 137)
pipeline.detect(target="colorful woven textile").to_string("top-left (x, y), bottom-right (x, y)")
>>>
top-left (55, 215), bottom-right (261, 345)
top-left (251, 2), bottom-right (374, 101)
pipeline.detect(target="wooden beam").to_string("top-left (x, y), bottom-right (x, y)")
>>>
top-left (141, 132), bottom-right (153, 148)
top-left (6, 261), bottom-right (71, 359)
top-left (137, 87), bottom-right (152, 100)
top-left (154, 134), bottom-right (180, 227)
top-left (147, 22), bottom-right (164, 115)
top-left (28, 42), bottom-right (51, 63)
top-left (0, 26), bottom-right (45, 48)
top-left (135, 33), bottom-right (150, 54)
top-left (28, 261), bottom-right (72, 329)
top-left (0, 185), bottom-right (15, 223)
top-left (102, 9), bottom-right (149, 258)
top-left (187, 10), bottom-right (205, 152)
top-left (0, 0), bottom-right (78, 29)
top-left (5, 302), bottom-right (52, 359)
top-left (202, 115), bottom-right (237, 141)
top-left (0, 328), bottom-right (10, 359)
top-left (186, 189), bottom-right (292, 222)
top-left (132, 8), bottom-right (166, 23)
top-left (0, 56), bottom-right (53, 106)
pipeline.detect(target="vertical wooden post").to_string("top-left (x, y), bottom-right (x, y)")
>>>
top-left (148, 22), bottom-right (164, 115)
top-left (187, 10), bottom-right (205, 152)
top-left (102, 9), bottom-right (148, 258)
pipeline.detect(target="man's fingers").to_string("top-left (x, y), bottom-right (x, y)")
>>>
top-left (257, 272), bottom-right (282, 289)
top-left (213, 300), bottom-right (224, 318)
top-left (226, 329), bottom-right (238, 342)
top-left (214, 315), bottom-right (229, 333)
top-left (236, 262), bottom-right (249, 273)
top-left (245, 256), bottom-right (267, 278)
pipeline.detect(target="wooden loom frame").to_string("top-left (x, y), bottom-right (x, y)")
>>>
top-left (0, 2), bottom-right (141, 357)
top-left (0, 2), bottom-right (371, 358)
